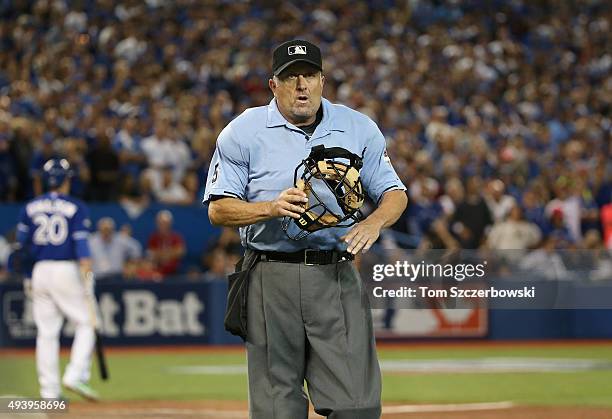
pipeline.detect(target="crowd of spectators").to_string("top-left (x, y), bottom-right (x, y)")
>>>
top-left (0, 0), bottom-right (610, 278)
top-left (85, 209), bottom-right (239, 282)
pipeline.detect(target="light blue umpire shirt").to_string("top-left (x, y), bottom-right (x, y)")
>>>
top-left (203, 97), bottom-right (406, 252)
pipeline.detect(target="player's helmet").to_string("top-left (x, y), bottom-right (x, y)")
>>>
top-left (282, 145), bottom-right (365, 240)
top-left (42, 158), bottom-right (72, 189)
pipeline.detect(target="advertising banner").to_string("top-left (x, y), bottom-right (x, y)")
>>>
top-left (0, 280), bottom-right (241, 347)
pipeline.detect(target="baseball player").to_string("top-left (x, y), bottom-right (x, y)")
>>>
top-left (204, 40), bottom-right (407, 419)
top-left (14, 158), bottom-right (99, 401)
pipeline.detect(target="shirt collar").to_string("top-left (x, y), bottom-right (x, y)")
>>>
top-left (266, 98), bottom-right (347, 132)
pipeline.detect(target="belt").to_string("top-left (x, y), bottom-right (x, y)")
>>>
top-left (259, 249), bottom-right (354, 265)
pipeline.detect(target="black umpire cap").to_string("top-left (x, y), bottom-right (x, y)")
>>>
top-left (272, 40), bottom-right (322, 76)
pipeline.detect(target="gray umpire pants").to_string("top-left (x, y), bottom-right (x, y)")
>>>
top-left (246, 260), bottom-right (381, 419)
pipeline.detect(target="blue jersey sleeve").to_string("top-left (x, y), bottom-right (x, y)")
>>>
top-left (203, 124), bottom-right (249, 203)
top-left (16, 207), bottom-right (31, 248)
top-left (360, 119), bottom-right (406, 204)
top-left (72, 202), bottom-right (92, 259)
top-left (11, 207), bottom-right (33, 276)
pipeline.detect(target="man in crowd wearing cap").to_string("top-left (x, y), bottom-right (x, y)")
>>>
top-left (204, 40), bottom-right (407, 419)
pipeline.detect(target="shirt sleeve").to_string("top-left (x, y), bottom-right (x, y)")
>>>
top-left (202, 124), bottom-right (249, 204)
top-left (15, 207), bottom-right (31, 249)
top-left (127, 237), bottom-right (143, 259)
top-left (360, 119), bottom-right (406, 204)
top-left (72, 203), bottom-right (92, 259)
top-left (173, 233), bottom-right (185, 249)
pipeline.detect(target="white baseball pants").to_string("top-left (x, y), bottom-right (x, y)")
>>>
top-left (31, 260), bottom-right (95, 398)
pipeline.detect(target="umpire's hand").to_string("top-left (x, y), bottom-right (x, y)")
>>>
top-left (269, 188), bottom-right (308, 219)
top-left (341, 218), bottom-right (384, 255)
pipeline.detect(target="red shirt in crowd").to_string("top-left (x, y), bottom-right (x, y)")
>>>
top-left (147, 231), bottom-right (185, 275)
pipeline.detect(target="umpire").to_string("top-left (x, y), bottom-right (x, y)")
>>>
top-left (204, 39), bottom-right (407, 419)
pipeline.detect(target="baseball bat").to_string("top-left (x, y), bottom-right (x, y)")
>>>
top-left (94, 329), bottom-right (109, 380)
top-left (84, 274), bottom-right (109, 381)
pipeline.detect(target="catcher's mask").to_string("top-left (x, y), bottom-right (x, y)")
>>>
top-left (282, 145), bottom-right (365, 240)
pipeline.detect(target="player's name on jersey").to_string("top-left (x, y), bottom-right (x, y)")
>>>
top-left (26, 198), bottom-right (78, 217)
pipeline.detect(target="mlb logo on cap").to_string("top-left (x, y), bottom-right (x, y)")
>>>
top-left (288, 45), bottom-right (307, 55)
top-left (272, 39), bottom-right (322, 76)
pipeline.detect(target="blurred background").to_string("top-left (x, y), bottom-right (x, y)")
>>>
top-left (0, 0), bottom-right (610, 345)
